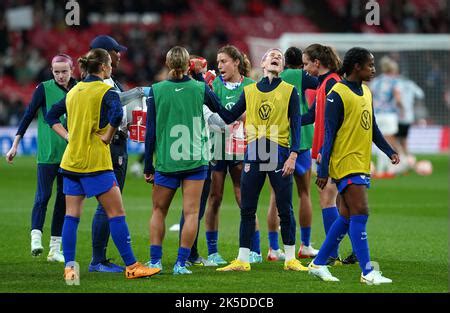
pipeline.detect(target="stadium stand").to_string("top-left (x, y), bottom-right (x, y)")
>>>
top-left (0, 0), bottom-right (448, 126)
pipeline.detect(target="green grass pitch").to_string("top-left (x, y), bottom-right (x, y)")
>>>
top-left (0, 154), bottom-right (448, 293)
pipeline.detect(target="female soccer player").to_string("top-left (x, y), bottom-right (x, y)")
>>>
top-left (266, 46), bottom-right (319, 261)
top-left (369, 56), bottom-right (404, 178)
top-left (88, 35), bottom-right (130, 273)
top-left (300, 44), bottom-right (347, 264)
top-left (215, 48), bottom-right (307, 272)
top-left (6, 54), bottom-right (76, 262)
top-left (177, 54), bottom-right (218, 267)
top-left (46, 48), bottom-right (159, 281)
top-left (144, 46), bottom-right (223, 275)
top-left (204, 45), bottom-right (264, 265)
top-left (308, 47), bottom-right (400, 284)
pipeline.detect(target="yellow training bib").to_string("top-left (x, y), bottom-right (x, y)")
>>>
top-left (329, 82), bottom-right (373, 179)
top-left (61, 81), bottom-right (113, 173)
top-left (244, 81), bottom-right (293, 148)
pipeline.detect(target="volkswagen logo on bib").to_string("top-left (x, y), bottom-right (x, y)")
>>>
top-left (259, 101), bottom-right (272, 120)
top-left (360, 110), bottom-right (371, 130)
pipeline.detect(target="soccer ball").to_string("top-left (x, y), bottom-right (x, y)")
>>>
top-left (414, 160), bottom-right (433, 176)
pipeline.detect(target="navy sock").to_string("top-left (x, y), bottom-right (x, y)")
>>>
top-left (91, 207), bottom-right (109, 264)
top-left (150, 245), bottom-right (162, 264)
top-left (108, 216), bottom-right (136, 266)
top-left (206, 231), bottom-right (218, 255)
top-left (322, 206), bottom-right (339, 258)
top-left (315, 215), bottom-right (349, 265)
top-left (62, 215), bottom-right (80, 266)
top-left (251, 230), bottom-right (261, 254)
top-left (177, 247), bottom-right (191, 267)
top-left (268, 231), bottom-right (279, 250)
top-left (300, 227), bottom-right (311, 246)
top-left (349, 215), bottom-right (372, 275)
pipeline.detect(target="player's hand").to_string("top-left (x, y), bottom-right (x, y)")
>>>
top-left (5, 146), bottom-right (17, 164)
top-left (391, 153), bottom-right (400, 165)
top-left (204, 70), bottom-right (216, 87)
top-left (316, 153), bottom-right (322, 164)
top-left (144, 173), bottom-right (154, 184)
top-left (189, 58), bottom-right (207, 75)
top-left (282, 156), bottom-right (296, 177)
top-left (316, 176), bottom-right (328, 190)
top-left (97, 133), bottom-right (112, 145)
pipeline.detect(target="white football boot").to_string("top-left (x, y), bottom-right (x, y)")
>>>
top-left (360, 270), bottom-right (392, 285)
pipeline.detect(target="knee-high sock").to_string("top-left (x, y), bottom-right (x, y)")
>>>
top-left (150, 245), bottom-right (162, 264)
top-left (62, 215), bottom-right (80, 266)
top-left (300, 227), bottom-right (311, 246)
top-left (206, 231), bottom-right (218, 255)
top-left (91, 207), bottom-right (110, 264)
top-left (176, 247), bottom-right (191, 267)
top-left (322, 206), bottom-right (339, 258)
top-left (268, 231), bottom-right (279, 250)
top-left (349, 215), bottom-right (372, 275)
top-left (251, 230), bottom-right (260, 254)
top-left (314, 215), bottom-right (349, 265)
top-left (109, 216), bottom-right (136, 266)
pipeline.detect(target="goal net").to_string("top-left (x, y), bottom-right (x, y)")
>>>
top-left (248, 33), bottom-right (450, 126)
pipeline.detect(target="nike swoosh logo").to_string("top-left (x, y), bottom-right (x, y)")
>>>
top-left (175, 88), bottom-right (184, 92)
top-left (226, 95), bottom-right (235, 99)
top-left (327, 98), bottom-right (334, 102)
top-left (275, 169), bottom-right (283, 173)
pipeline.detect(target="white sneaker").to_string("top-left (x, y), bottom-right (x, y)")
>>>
top-left (298, 244), bottom-right (319, 259)
top-left (47, 250), bottom-right (65, 262)
top-left (267, 248), bottom-right (285, 261)
top-left (308, 260), bottom-right (340, 282)
top-left (31, 229), bottom-right (43, 257)
top-left (360, 270), bottom-right (392, 285)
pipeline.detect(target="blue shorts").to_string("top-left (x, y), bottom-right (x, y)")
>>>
top-left (334, 174), bottom-right (371, 194)
top-left (294, 150), bottom-right (312, 176)
top-left (155, 167), bottom-right (208, 190)
top-left (212, 160), bottom-right (242, 173)
top-left (63, 171), bottom-right (118, 198)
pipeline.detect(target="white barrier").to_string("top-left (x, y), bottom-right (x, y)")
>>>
top-left (0, 125), bottom-right (447, 156)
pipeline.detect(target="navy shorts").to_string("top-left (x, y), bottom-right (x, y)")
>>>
top-left (334, 174), bottom-right (371, 194)
top-left (63, 171), bottom-right (118, 198)
top-left (212, 160), bottom-right (242, 173)
top-left (294, 150), bottom-right (312, 176)
top-left (155, 167), bottom-right (208, 190)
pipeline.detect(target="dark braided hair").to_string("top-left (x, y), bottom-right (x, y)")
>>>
top-left (284, 46), bottom-right (303, 69)
top-left (337, 47), bottom-right (372, 77)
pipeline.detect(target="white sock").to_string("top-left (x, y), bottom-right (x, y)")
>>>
top-left (49, 236), bottom-right (62, 252)
top-left (31, 229), bottom-right (42, 241)
top-left (377, 153), bottom-right (390, 174)
top-left (284, 245), bottom-right (295, 261)
top-left (237, 248), bottom-right (250, 263)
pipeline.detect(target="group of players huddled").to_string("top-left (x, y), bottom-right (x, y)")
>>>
top-left (6, 34), bottom-right (400, 285)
